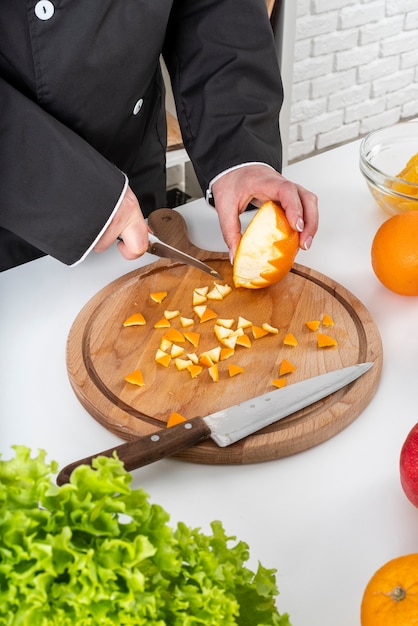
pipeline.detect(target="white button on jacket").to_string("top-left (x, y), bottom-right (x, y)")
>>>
top-left (133, 99), bottom-right (144, 116)
top-left (35, 1), bottom-right (55, 20)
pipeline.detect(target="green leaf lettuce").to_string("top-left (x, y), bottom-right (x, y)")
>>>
top-left (0, 446), bottom-right (291, 626)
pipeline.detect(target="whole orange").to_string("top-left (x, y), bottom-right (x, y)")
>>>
top-left (233, 201), bottom-right (299, 289)
top-left (361, 554), bottom-right (418, 626)
top-left (371, 212), bottom-right (418, 296)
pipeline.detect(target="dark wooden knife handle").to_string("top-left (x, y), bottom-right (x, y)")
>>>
top-left (56, 417), bottom-right (212, 485)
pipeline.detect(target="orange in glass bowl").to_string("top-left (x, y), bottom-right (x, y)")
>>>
top-left (359, 120), bottom-right (418, 215)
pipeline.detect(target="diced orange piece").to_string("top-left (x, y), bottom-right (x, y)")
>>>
top-left (214, 283), bottom-right (232, 298)
top-left (187, 363), bottom-right (203, 378)
top-left (220, 335), bottom-right (237, 349)
top-left (272, 378), bottom-right (287, 388)
top-left (306, 320), bottom-right (320, 332)
top-left (123, 313), bottom-right (146, 327)
top-left (150, 291), bottom-right (167, 303)
top-left (163, 328), bottom-right (185, 343)
top-left (199, 353), bottom-right (214, 367)
top-left (187, 352), bottom-right (199, 364)
top-left (283, 333), bottom-right (298, 347)
top-left (174, 358), bottom-right (193, 371)
top-left (220, 347), bottom-right (235, 360)
top-left (193, 292), bottom-right (207, 305)
top-left (154, 317), bottom-right (171, 329)
top-left (214, 324), bottom-right (233, 342)
top-left (262, 322), bottom-right (279, 334)
top-left (206, 287), bottom-right (223, 301)
top-left (228, 364), bottom-right (244, 377)
top-left (180, 317), bottom-right (194, 328)
top-left (237, 316), bottom-right (252, 329)
top-left (252, 325), bottom-right (269, 339)
top-left (183, 331), bottom-right (200, 348)
top-left (208, 364), bottom-right (219, 382)
top-left (167, 412), bottom-right (187, 428)
top-left (235, 334), bottom-right (252, 348)
top-left (155, 349), bottom-right (171, 367)
top-left (124, 369), bottom-right (145, 386)
top-left (200, 307), bottom-right (218, 323)
top-left (317, 333), bottom-right (337, 348)
top-left (193, 305), bottom-right (207, 319)
top-left (159, 338), bottom-right (172, 352)
top-left (193, 287), bottom-right (208, 305)
top-left (279, 358), bottom-right (296, 376)
top-left (199, 347), bottom-right (221, 366)
top-left (208, 347), bottom-right (222, 362)
top-left (170, 344), bottom-right (184, 358)
top-left (164, 309), bottom-right (180, 320)
top-left (322, 314), bottom-right (334, 327)
top-left (216, 318), bottom-right (235, 329)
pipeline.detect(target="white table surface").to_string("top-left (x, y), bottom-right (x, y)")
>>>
top-left (2, 139), bottom-right (418, 626)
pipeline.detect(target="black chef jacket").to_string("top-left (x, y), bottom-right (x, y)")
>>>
top-left (0, 0), bottom-right (283, 270)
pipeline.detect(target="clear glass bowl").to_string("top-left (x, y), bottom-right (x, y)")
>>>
top-left (359, 121), bottom-right (418, 215)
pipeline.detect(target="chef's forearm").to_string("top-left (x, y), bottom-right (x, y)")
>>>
top-left (164, 0), bottom-right (283, 193)
top-left (0, 77), bottom-right (126, 265)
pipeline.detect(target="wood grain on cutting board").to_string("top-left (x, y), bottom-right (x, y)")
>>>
top-left (67, 209), bottom-right (382, 464)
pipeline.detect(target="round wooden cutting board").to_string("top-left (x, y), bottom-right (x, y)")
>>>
top-left (67, 209), bottom-right (383, 464)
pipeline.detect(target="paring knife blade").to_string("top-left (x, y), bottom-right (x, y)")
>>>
top-left (56, 362), bottom-right (373, 485)
top-left (147, 233), bottom-right (222, 279)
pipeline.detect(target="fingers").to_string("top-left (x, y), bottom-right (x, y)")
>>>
top-left (210, 175), bottom-right (247, 262)
top-left (276, 179), bottom-right (318, 250)
top-left (295, 185), bottom-right (318, 251)
top-left (211, 164), bottom-right (319, 259)
top-left (217, 208), bottom-right (243, 263)
top-left (94, 186), bottom-right (150, 259)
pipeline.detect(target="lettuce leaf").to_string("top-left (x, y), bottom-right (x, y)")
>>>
top-left (0, 446), bottom-right (291, 626)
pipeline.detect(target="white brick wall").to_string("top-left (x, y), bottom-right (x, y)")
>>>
top-left (287, 0), bottom-right (418, 163)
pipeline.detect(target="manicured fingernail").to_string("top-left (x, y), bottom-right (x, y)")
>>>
top-left (229, 249), bottom-right (234, 264)
top-left (296, 217), bottom-right (304, 232)
top-left (303, 236), bottom-right (313, 250)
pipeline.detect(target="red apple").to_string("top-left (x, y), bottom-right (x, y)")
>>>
top-left (400, 423), bottom-right (418, 507)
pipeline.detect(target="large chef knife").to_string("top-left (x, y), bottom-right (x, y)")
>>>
top-left (57, 362), bottom-right (372, 485)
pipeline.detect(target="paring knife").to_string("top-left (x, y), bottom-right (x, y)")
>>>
top-left (57, 362), bottom-right (373, 485)
top-left (117, 232), bottom-right (222, 279)
top-left (147, 233), bottom-right (222, 279)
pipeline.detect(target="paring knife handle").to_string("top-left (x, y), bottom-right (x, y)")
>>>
top-left (56, 417), bottom-right (212, 485)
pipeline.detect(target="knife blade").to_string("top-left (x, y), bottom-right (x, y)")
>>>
top-left (56, 362), bottom-right (372, 485)
top-left (147, 233), bottom-right (222, 279)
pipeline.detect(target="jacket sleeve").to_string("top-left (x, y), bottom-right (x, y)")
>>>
top-left (163, 0), bottom-right (283, 194)
top-left (0, 77), bottom-right (126, 265)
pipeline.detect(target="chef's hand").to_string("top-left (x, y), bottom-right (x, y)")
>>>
top-left (211, 165), bottom-right (318, 262)
top-left (94, 186), bottom-right (150, 259)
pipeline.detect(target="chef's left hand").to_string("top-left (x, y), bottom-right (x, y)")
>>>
top-left (211, 164), bottom-right (318, 262)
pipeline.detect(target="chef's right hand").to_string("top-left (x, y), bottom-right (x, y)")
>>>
top-left (94, 186), bottom-right (151, 260)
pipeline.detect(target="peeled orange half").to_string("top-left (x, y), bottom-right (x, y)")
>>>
top-left (233, 201), bottom-right (299, 289)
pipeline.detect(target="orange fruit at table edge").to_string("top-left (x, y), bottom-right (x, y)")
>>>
top-left (233, 200), bottom-right (299, 289)
top-left (360, 553), bottom-right (418, 626)
top-left (371, 211), bottom-right (418, 296)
